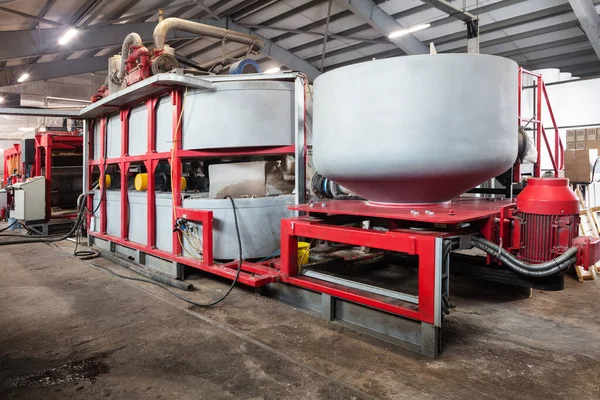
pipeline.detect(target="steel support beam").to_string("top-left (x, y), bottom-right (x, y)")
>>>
top-left (568, 0), bottom-right (600, 60)
top-left (226, 20), bottom-right (322, 81)
top-left (420, 0), bottom-right (475, 22)
top-left (336, 0), bottom-right (428, 54)
top-left (0, 20), bottom-right (227, 62)
top-left (0, 5), bottom-right (65, 27)
top-left (0, 57), bottom-right (108, 87)
top-left (237, 23), bottom-right (387, 43)
top-left (0, 18), bottom-right (321, 82)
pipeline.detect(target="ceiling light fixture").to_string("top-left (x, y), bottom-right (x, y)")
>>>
top-left (17, 73), bottom-right (29, 83)
top-left (388, 23), bottom-right (431, 39)
top-left (58, 28), bottom-right (77, 45)
top-left (264, 67), bottom-right (281, 74)
top-left (0, 96), bottom-right (4, 104)
top-left (18, 127), bottom-right (36, 132)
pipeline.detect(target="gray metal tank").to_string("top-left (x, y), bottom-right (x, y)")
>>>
top-left (312, 54), bottom-right (518, 203)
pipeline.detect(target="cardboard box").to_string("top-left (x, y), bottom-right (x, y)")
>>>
top-left (566, 130), bottom-right (576, 143)
top-left (567, 142), bottom-right (576, 150)
top-left (564, 149), bottom-right (598, 182)
top-left (586, 140), bottom-right (600, 150)
top-left (576, 129), bottom-right (587, 142)
top-left (587, 128), bottom-right (597, 141)
top-left (576, 141), bottom-right (586, 150)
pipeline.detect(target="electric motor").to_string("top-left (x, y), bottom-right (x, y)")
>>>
top-left (515, 178), bottom-right (579, 263)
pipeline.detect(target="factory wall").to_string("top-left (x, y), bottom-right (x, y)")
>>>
top-left (522, 77), bottom-right (600, 171)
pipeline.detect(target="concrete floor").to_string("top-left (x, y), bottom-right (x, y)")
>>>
top-left (0, 239), bottom-right (599, 399)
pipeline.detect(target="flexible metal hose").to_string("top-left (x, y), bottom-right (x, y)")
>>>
top-left (471, 236), bottom-right (577, 277)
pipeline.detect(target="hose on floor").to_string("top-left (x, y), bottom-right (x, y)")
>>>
top-left (0, 219), bottom-right (19, 233)
top-left (471, 236), bottom-right (577, 277)
top-left (0, 193), bottom-right (87, 244)
top-left (92, 195), bottom-right (243, 308)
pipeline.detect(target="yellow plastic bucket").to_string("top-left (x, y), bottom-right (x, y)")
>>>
top-left (298, 241), bottom-right (310, 266)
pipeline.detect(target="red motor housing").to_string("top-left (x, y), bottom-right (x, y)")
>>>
top-left (515, 178), bottom-right (579, 263)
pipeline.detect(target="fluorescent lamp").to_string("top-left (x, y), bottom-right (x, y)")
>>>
top-left (18, 127), bottom-right (36, 132)
top-left (0, 96), bottom-right (4, 104)
top-left (17, 73), bottom-right (29, 83)
top-left (58, 28), bottom-right (77, 45)
top-left (264, 67), bottom-right (281, 74)
top-left (388, 23), bottom-right (431, 39)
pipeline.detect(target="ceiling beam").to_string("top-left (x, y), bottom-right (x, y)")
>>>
top-left (567, 0), bottom-right (600, 60)
top-left (297, 1), bottom-right (594, 68)
top-left (0, 57), bottom-right (108, 86)
top-left (28, 0), bottom-right (59, 29)
top-left (336, 0), bottom-right (427, 54)
top-left (0, 20), bottom-right (223, 61)
top-left (0, 18), bottom-right (321, 81)
top-left (238, 23), bottom-right (388, 43)
top-left (0, 5), bottom-right (65, 27)
top-left (420, 0), bottom-right (475, 22)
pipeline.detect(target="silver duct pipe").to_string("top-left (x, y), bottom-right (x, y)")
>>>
top-left (111, 32), bottom-right (143, 84)
top-left (153, 18), bottom-right (264, 51)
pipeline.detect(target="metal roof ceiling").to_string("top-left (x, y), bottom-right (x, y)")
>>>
top-left (0, 0), bottom-right (599, 86)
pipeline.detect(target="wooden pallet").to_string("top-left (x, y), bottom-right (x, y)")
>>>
top-left (575, 186), bottom-right (600, 282)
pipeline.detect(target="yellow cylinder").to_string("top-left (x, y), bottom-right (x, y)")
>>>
top-left (103, 174), bottom-right (112, 189)
top-left (298, 241), bottom-right (310, 266)
top-left (134, 173), bottom-right (148, 191)
top-left (180, 177), bottom-right (187, 191)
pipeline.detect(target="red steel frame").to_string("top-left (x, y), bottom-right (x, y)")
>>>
top-left (3, 132), bottom-right (82, 220)
top-left (2, 144), bottom-right (20, 186)
top-left (34, 132), bottom-right (83, 220)
top-left (279, 200), bottom-right (508, 323)
top-left (280, 218), bottom-right (442, 323)
top-left (518, 67), bottom-right (564, 179)
top-left (87, 87), bottom-right (297, 287)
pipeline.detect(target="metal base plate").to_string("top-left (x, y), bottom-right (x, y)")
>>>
top-left (262, 283), bottom-right (441, 358)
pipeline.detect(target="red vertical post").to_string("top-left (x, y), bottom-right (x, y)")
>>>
top-left (99, 117), bottom-right (108, 234)
top-left (202, 212), bottom-right (214, 266)
top-left (147, 98), bottom-right (158, 153)
top-left (2, 154), bottom-right (7, 186)
top-left (417, 236), bottom-right (436, 325)
top-left (120, 109), bottom-right (131, 240)
top-left (279, 219), bottom-right (298, 278)
top-left (44, 135), bottom-right (52, 220)
top-left (535, 77), bottom-right (543, 178)
top-left (146, 159), bottom-right (158, 247)
top-left (86, 120), bottom-right (94, 231)
top-left (146, 98), bottom-right (158, 248)
top-left (34, 136), bottom-right (42, 176)
top-left (171, 89), bottom-right (183, 255)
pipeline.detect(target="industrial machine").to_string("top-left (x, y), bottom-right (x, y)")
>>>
top-left (80, 17), bottom-right (600, 357)
top-left (2, 129), bottom-right (83, 233)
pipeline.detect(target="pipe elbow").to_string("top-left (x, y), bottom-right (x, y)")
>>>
top-left (153, 17), bottom-right (180, 50)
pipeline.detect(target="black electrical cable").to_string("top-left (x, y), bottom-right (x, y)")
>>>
top-left (90, 195), bottom-right (243, 308)
top-left (0, 219), bottom-right (19, 233)
top-left (471, 236), bottom-right (577, 277)
top-left (1, 187), bottom-right (243, 307)
top-left (73, 225), bottom-right (99, 260)
top-left (0, 193), bottom-right (86, 245)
